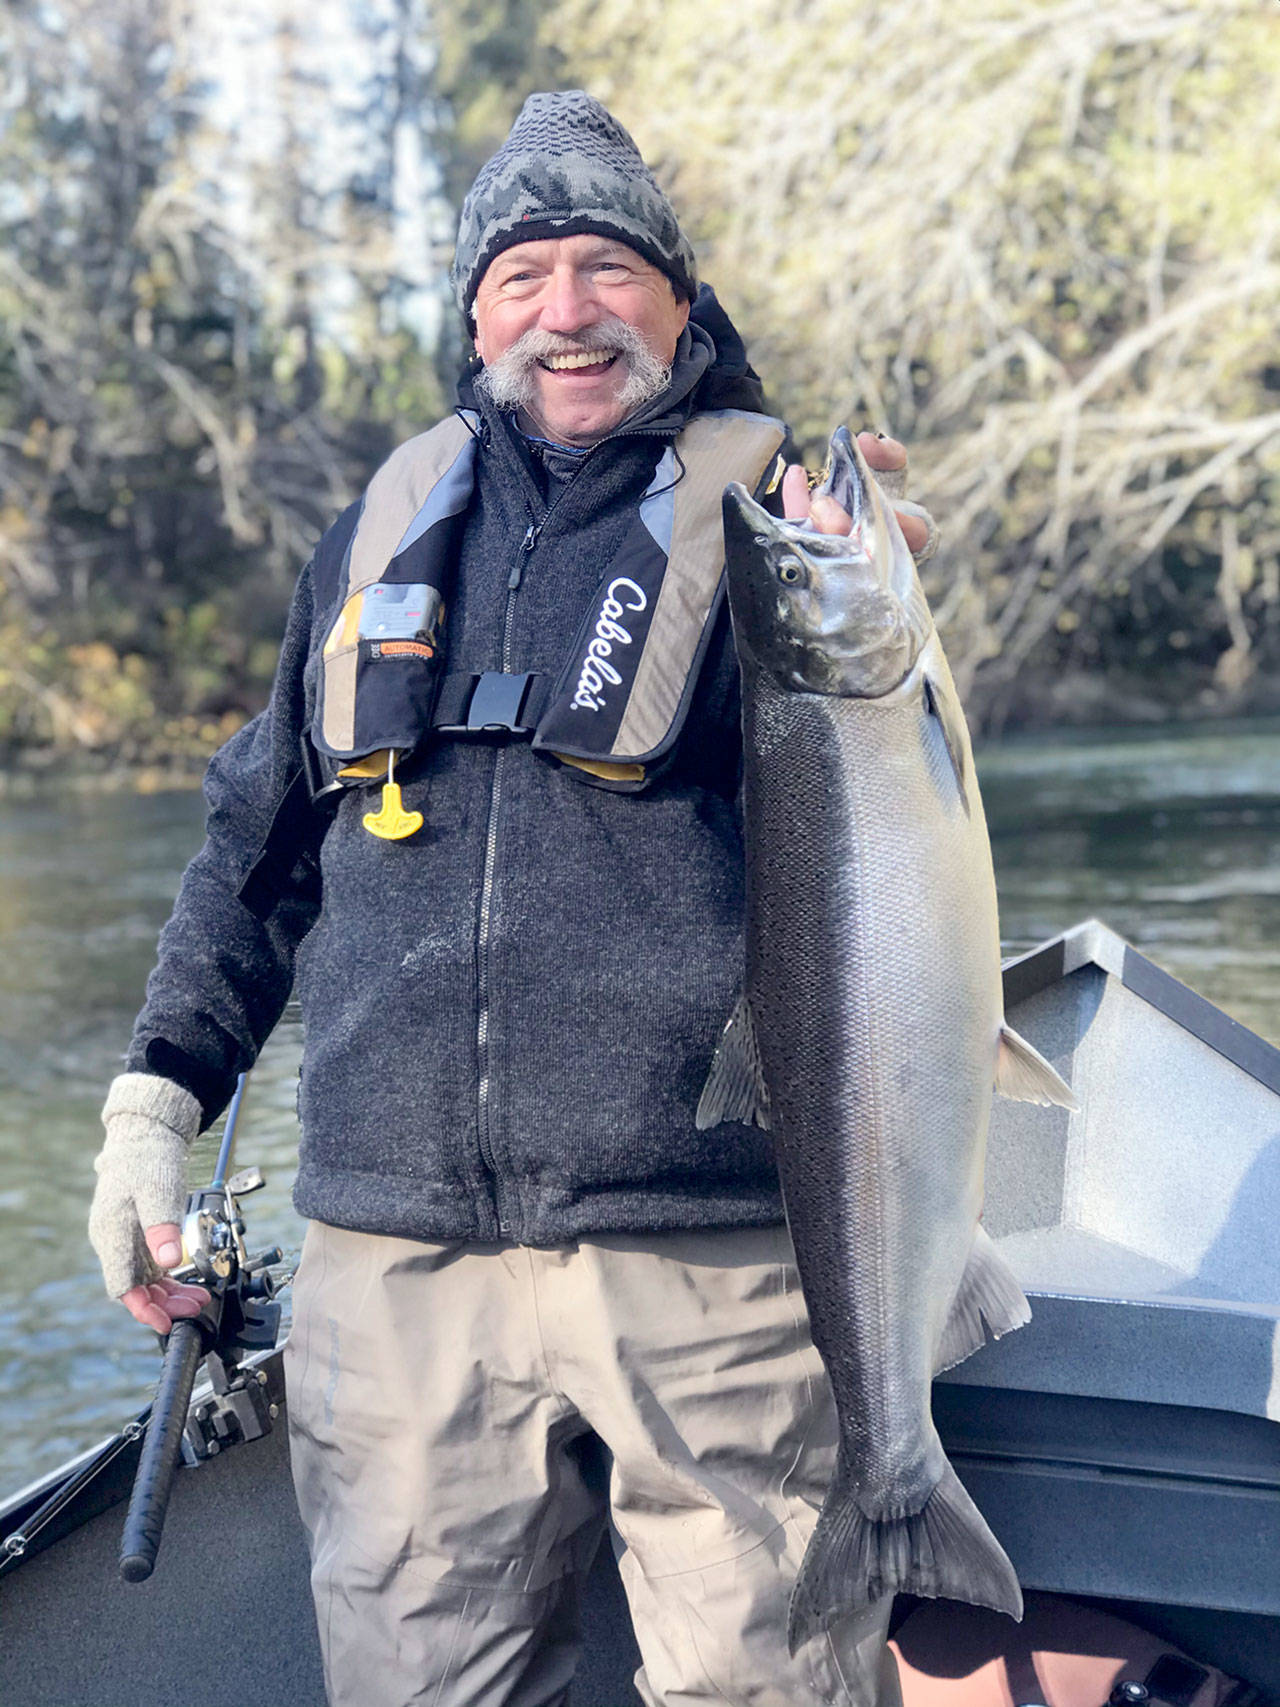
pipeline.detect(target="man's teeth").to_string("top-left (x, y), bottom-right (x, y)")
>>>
top-left (542, 351), bottom-right (614, 370)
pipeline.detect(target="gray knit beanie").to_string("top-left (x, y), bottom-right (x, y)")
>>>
top-left (451, 91), bottom-right (697, 323)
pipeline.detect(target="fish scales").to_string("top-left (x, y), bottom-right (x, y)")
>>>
top-left (744, 657), bottom-right (1000, 1497)
top-left (699, 427), bottom-right (1077, 1681)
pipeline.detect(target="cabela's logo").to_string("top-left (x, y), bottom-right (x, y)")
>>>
top-left (570, 577), bottom-right (647, 712)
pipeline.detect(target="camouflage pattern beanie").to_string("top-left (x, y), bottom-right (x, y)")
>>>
top-left (451, 91), bottom-right (697, 323)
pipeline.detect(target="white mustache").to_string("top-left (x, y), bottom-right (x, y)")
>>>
top-left (476, 317), bottom-right (672, 416)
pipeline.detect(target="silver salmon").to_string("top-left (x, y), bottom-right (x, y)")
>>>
top-left (698, 427), bottom-right (1076, 1658)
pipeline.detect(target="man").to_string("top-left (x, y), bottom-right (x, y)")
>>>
top-left (89, 92), bottom-right (936, 1706)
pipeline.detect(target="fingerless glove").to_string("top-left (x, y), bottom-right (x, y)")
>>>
top-left (88, 1073), bottom-right (202, 1298)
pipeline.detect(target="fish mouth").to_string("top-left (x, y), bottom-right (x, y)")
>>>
top-left (721, 433), bottom-right (932, 698)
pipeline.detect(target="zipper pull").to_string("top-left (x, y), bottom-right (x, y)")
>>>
top-left (508, 523), bottom-right (540, 589)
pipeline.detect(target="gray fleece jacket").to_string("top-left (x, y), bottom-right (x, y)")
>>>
top-left (125, 301), bottom-right (790, 1244)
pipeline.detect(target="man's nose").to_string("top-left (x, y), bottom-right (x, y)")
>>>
top-left (538, 267), bottom-right (602, 334)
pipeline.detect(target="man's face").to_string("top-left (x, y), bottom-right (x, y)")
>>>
top-left (472, 234), bottom-right (692, 446)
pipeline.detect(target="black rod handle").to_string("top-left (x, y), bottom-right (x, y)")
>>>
top-left (118, 1319), bottom-right (203, 1582)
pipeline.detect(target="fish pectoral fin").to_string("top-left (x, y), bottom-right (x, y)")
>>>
top-left (995, 1022), bottom-right (1080, 1109)
top-left (923, 671), bottom-right (970, 811)
top-left (695, 995), bottom-right (772, 1131)
top-left (936, 1224), bottom-right (1031, 1374)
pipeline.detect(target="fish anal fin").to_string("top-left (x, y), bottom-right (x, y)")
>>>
top-left (996, 1022), bottom-right (1079, 1110)
top-left (696, 994), bottom-right (771, 1131)
top-left (787, 1455), bottom-right (1023, 1654)
top-left (935, 1223), bottom-right (1031, 1374)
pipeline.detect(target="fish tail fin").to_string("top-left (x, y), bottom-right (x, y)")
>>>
top-left (935, 1223), bottom-right (1032, 1374)
top-left (996, 1022), bottom-right (1079, 1109)
top-left (787, 1453), bottom-right (1023, 1656)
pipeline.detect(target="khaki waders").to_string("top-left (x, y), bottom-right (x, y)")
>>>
top-left (285, 1222), bottom-right (902, 1707)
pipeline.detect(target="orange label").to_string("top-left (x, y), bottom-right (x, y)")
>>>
top-left (376, 640), bottom-right (435, 660)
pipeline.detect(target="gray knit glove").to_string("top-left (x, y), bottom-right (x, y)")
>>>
top-left (873, 457), bottom-right (940, 566)
top-left (89, 1073), bottom-right (202, 1298)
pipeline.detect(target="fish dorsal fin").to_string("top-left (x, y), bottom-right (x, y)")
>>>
top-left (995, 1023), bottom-right (1080, 1109)
top-left (923, 671), bottom-right (969, 809)
top-left (696, 994), bottom-right (772, 1130)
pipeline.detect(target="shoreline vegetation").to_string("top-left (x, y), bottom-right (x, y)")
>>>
top-left (3, 0), bottom-right (1276, 769)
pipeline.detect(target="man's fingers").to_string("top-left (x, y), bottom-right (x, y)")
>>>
top-left (119, 1276), bottom-right (210, 1333)
top-left (786, 435), bottom-right (908, 502)
top-left (782, 469), bottom-right (854, 536)
top-left (121, 1283), bottom-right (176, 1333)
top-left (854, 433), bottom-right (929, 554)
top-left (783, 439), bottom-right (926, 553)
top-left (145, 1222), bottom-right (183, 1270)
top-left (895, 509), bottom-right (928, 556)
top-left (809, 493), bottom-right (853, 537)
top-left (781, 463), bottom-right (811, 520)
top-left (856, 430), bottom-right (907, 475)
top-left (157, 1281), bottom-right (209, 1318)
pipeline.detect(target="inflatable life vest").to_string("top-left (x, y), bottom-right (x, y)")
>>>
top-left (310, 407), bottom-right (787, 794)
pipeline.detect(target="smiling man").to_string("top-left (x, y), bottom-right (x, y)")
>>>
top-left (471, 235), bottom-right (690, 443)
top-left (90, 92), bottom-right (934, 1707)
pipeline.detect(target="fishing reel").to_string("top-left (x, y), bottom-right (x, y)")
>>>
top-left (172, 1165), bottom-right (285, 1466)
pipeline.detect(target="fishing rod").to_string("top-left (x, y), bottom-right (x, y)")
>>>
top-left (0, 1075), bottom-right (286, 1582)
top-left (116, 1070), bottom-right (284, 1584)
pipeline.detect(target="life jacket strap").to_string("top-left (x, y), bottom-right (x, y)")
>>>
top-left (430, 670), bottom-right (552, 737)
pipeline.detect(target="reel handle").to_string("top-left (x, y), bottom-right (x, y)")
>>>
top-left (118, 1318), bottom-right (204, 1582)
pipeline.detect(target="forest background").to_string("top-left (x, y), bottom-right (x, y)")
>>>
top-left (1, 0), bottom-right (1277, 775)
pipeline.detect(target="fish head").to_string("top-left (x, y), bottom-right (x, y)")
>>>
top-left (723, 426), bottom-right (932, 697)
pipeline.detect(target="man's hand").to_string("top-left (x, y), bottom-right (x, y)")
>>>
top-left (780, 431), bottom-right (936, 559)
top-left (120, 1233), bottom-right (210, 1335)
top-left (89, 1073), bottom-right (209, 1333)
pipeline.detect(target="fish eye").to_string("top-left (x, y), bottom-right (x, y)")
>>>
top-left (776, 556), bottom-right (806, 585)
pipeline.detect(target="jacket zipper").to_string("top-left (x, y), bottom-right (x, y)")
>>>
top-left (470, 425), bottom-right (662, 1235)
top-left (474, 519), bottom-right (542, 1233)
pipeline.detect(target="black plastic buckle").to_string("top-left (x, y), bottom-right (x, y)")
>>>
top-left (440, 671), bottom-right (537, 736)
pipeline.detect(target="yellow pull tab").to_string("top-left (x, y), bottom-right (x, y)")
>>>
top-left (362, 752), bottom-right (423, 841)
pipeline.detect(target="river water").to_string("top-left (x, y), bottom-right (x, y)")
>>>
top-left (1, 719), bottom-right (1278, 1498)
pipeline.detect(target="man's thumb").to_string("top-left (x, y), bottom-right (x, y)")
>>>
top-left (146, 1224), bottom-right (184, 1270)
